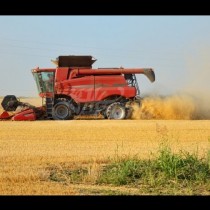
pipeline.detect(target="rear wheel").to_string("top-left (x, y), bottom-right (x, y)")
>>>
top-left (125, 107), bottom-right (133, 119)
top-left (52, 101), bottom-right (74, 120)
top-left (106, 102), bottom-right (126, 120)
top-left (102, 111), bottom-right (108, 119)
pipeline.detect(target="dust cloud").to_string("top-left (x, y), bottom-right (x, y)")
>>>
top-left (131, 94), bottom-right (210, 120)
top-left (132, 47), bottom-right (210, 120)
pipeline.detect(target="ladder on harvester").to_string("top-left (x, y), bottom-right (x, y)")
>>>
top-left (46, 97), bottom-right (54, 119)
top-left (124, 74), bottom-right (140, 96)
top-left (132, 74), bottom-right (140, 96)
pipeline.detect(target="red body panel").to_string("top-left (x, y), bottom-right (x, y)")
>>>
top-left (65, 76), bottom-right (94, 102)
top-left (12, 109), bottom-right (36, 121)
top-left (33, 67), bottom-right (151, 103)
top-left (55, 74), bottom-right (136, 103)
top-left (0, 111), bottom-right (12, 119)
top-left (94, 75), bottom-right (136, 101)
top-left (39, 92), bottom-right (54, 98)
top-left (55, 67), bottom-right (69, 82)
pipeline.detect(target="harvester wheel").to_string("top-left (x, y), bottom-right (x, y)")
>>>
top-left (102, 112), bottom-right (108, 119)
top-left (125, 107), bottom-right (133, 119)
top-left (106, 102), bottom-right (126, 120)
top-left (52, 101), bottom-right (74, 120)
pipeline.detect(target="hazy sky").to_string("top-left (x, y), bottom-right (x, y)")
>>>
top-left (0, 16), bottom-right (210, 97)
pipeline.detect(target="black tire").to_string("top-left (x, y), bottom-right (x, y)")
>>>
top-left (106, 102), bottom-right (126, 120)
top-left (102, 111), bottom-right (108, 119)
top-left (52, 101), bottom-right (74, 120)
top-left (125, 107), bottom-right (133, 119)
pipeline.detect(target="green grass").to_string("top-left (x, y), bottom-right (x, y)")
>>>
top-left (156, 147), bottom-right (210, 181)
top-left (46, 145), bottom-right (210, 195)
top-left (97, 158), bottom-right (144, 185)
top-left (98, 146), bottom-right (210, 186)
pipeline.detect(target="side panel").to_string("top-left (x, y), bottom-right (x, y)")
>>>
top-left (12, 109), bottom-right (36, 121)
top-left (56, 76), bottom-right (95, 103)
top-left (94, 75), bottom-right (136, 101)
top-left (56, 75), bottom-right (136, 103)
top-left (55, 67), bottom-right (69, 82)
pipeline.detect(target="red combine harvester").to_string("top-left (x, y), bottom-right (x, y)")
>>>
top-left (0, 56), bottom-right (155, 121)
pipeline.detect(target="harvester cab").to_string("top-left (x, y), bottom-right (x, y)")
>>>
top-left (32, 70), bottom-right (55, 97)
top-left (0, 55), bottom-right (155, 121)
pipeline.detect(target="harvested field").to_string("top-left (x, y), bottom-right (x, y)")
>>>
top-left (0, 98), bottom-right (209, 195)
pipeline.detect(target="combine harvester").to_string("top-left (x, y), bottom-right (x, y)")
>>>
top-left (0, 56), bottom-right (155, 121)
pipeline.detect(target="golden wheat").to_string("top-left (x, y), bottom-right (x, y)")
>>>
top-left (0, 98), bottom-right (210, 194)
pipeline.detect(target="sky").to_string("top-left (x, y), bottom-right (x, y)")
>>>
top-left (0, 16), bottom-right (210, 97)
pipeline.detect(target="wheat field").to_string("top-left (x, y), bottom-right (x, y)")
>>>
top-left (0, 97), bottom-right (209, 194)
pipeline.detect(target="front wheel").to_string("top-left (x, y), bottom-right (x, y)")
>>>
top-left (106, 102), bottom-right (126, 120)
top-left (52, 101), bottom-right (74, 120)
